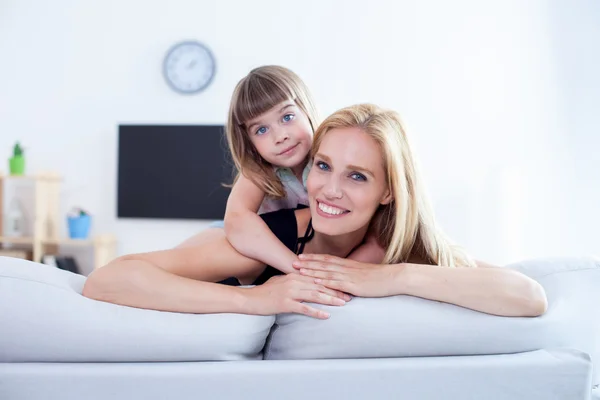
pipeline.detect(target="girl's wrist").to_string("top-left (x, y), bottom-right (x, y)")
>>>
top-left (277, 252), bottom-right (299, 274)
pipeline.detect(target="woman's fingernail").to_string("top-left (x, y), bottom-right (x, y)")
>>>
top-left (314, 278), bottom-right (322, 284)
top-left (345, 295), bottom-right (352, 301)
top-left (298, 254), bottom-right (306, 259)
top-left (335, 298), bottom-right (346, 306)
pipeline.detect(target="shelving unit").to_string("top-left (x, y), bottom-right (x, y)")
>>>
top-left (0, 172), bottom-right (117, 269)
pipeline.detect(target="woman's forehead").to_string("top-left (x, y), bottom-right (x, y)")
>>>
top-left (317, 128), bottom-right (384, 172)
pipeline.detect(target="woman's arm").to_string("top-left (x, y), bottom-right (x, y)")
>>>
top-left (293, 255), bottom-right (547, 317)
top-left (82, 229), bottom-right (268, 313)
top-left (224, 175), bottom-right (298, 274)
top-left (83, 229), bottom-right (346, 317)
top-left (397, 260), bottom-right (548, 317)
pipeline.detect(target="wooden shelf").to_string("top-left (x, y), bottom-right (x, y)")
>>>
top-left (0, 236), bottom-right (34, 244)
top-left (1, 236), bottom-right (115, 247)
top-left (0, 172), bottom-right (62, 181)
top-left (0, 172), bottom-right (117, 269)
top-left (42, 238), bottom-right (93, 246)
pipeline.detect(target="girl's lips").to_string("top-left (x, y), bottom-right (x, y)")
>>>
top-left (278, 143), bottom-right (299, 156)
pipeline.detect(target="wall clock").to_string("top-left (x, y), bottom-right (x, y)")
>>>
top-left (163, 41), bottom-right (216, 94)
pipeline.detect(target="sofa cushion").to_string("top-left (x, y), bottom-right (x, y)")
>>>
top-left (264, 256), bottom-right (600, 384)
top-left (0, 257), bottom-right (275, 362)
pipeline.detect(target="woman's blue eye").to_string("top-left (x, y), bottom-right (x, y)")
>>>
top-left (282, 113), bottom-right (295, 123)
top-left (315, 161), bottom-right (330, 171)
top-left (350, 172), bottom-right (367, 181)
top-left (256, 126), bottom-right (268, 135)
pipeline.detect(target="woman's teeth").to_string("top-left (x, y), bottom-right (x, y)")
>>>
top-left (318, 202), bottom-right (347, 215)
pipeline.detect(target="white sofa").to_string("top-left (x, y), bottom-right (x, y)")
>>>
top-left (1, 256), bottom-right (599, 400)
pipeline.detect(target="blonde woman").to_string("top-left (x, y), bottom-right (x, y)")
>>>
top-left (83, 104), bottom-right (547, 319)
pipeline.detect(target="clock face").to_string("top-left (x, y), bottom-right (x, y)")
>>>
top-left (163, 41), bottom-right (216, 94)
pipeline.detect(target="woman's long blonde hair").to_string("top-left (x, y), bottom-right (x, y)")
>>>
top-left (311, 104), bottom-right (475, 267)
top-left (226, 65), bottom-right (320, 198)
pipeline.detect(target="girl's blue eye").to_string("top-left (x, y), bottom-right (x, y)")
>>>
top-left (350, 172), bottom-right (367, 182)
top-left (282, 113), bottom-right (295, 123)
top-left (315, 161), bottom-right (330, 171)
top-left (256, 126), bottom-right (268, 135)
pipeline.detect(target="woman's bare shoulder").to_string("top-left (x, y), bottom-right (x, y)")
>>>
top-left (294, 208), bottom-right (312, 238)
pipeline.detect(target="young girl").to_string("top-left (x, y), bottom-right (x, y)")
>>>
top-left (220, 65), bottom-right (385, 274)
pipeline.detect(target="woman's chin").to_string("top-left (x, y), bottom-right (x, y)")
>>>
top-left (311, 215), bottom-right (351, 236)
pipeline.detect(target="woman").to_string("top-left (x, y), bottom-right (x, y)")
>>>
top-left (83, 104), bottom-right (547, 319)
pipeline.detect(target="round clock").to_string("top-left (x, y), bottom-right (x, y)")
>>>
top-left (163, 41), bottom-right (216, 94)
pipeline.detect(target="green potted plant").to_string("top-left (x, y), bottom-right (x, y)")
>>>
top-left (9, 142), bottom-right (25, 175)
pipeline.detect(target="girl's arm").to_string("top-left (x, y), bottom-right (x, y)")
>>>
top-left (82, 228), bottom-right (344, 318)
top-left (224, 174), bottom-right (298, 273)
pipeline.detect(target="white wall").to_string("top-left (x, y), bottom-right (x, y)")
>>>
top-left (0, 0), bottom-right (598, 273)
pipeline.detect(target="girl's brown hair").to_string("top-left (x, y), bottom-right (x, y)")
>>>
top-left (226, 65), bottom-right (319, 198)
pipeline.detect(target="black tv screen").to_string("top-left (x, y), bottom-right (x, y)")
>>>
top-left (117, 125), bottom-right (235, 220)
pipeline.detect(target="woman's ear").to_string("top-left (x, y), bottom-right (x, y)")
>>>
top-left (380, 188), bottom-right (393, 205)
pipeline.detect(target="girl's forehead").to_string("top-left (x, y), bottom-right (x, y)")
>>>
top-left (245, 100), bottom-right (296, 126)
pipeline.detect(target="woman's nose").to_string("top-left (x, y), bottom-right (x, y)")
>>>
top-left (323, 178), bottom-right (343, 199)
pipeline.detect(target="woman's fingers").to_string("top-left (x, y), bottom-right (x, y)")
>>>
top-left (315, 284), bottom-right (351, 302)
top-left (314, 278), bottom-right (353, 294)
top-left (298, 253), bottom-right (346, 265)
top-left (293, 260), bottom-right (344, 272)
top-left (299, 288), bottom-right (346, 306)
top-left (290, 273), bottom-right (351, 301)
top-left (290, 302), bottom-right (330, 319)
top-left (290, 288), bottom-right (345, 319)
top-left (272, 275), bottom-right (351, 319)
top-left (299, 268), bottom-right (345, 281)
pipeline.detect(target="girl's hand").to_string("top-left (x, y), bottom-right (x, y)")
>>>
top-left (243, 274), bottom-right (348, 319)
top-left (293, 254), bottom-right (405, 298)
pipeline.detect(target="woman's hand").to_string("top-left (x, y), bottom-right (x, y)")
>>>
top-left (293, 254), bottom-right (405, 297)
top-left (243, 273), bottom-right (349, 319)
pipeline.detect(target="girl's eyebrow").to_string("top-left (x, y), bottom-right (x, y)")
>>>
top-left (246, 120), bottom-right (261, 133)
top-left (278, 103), bottom-right (295, 113)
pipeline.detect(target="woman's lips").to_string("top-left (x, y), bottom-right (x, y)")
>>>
top-left (316, 200), bottom-right (350, 218)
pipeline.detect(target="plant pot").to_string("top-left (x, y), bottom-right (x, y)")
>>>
top-left (9, 156), bottom-right (25, 175)
top-left (67, 215), bottom-right (91, 239)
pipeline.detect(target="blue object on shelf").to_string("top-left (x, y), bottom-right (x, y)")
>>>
top-left (67, 215), bottom-right (91, 239)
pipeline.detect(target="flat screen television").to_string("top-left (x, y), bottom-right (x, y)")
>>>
top-left (117, 125), bottom-right (235, 220)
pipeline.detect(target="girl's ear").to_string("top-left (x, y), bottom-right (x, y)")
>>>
top-left (380, 188), bottom-right (393, 205)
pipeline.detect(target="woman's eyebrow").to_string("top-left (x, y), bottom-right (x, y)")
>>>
top-left (314, 153), bottom-right (375, 177)
top-left (348, 164), bottom-right (375, 178)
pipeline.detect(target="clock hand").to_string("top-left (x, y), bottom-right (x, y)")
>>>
top-left (187, 60), bottom-right (197, 69)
